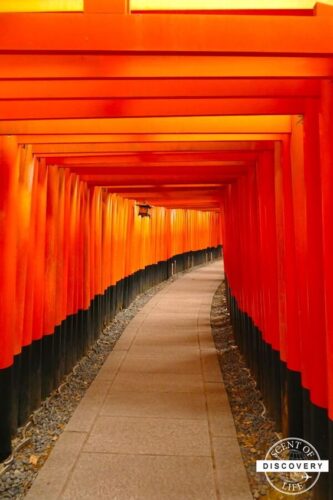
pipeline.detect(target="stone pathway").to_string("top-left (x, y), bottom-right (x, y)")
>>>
top-left (26, 261), bottom-right (252, 500)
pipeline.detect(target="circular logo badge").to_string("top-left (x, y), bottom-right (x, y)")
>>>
top-left (263, 437), bottom-right (322, 495)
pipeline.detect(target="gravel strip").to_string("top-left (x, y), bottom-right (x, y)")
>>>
top-left (0, 268), bottom-right (194, 499)
top-left (211, 280), bottom-right (312, 500)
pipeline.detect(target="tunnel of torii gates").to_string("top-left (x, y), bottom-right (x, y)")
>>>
top-left (2, 0), bottom-right (333, 496)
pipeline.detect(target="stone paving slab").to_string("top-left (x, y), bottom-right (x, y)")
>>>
top-left (83, 415), bottom-right (211, 456)
top-left (119, 351), bottom-right (202, 374)
top-left (26, 261), bottom-right (252, 500)
top-left (60, 454), bottom-right (217, 500)
top-left (25, 432), bottom-right (87, 500)
top-left (110, 371), bottom-right (205, 393)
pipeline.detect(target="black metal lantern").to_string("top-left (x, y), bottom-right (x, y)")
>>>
top-left (137, 202), bottom-right (151, 218)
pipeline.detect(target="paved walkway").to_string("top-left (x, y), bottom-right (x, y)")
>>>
top-left (27, 261), bottom-right (252, 500)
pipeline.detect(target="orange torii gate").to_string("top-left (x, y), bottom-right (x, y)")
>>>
top-left (1, 2), bottom-right (333, 498)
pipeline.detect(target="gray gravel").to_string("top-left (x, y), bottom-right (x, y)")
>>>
top-left (210, 280), bottom-right (312, 500)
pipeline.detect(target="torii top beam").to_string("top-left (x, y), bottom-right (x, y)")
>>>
top-left (0, 10), bottom-right (333, 55)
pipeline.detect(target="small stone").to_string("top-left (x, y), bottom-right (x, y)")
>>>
top-left (29, 455), bottom-right (39, 466)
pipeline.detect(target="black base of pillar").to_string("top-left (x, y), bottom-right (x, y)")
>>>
top-left (0, 365), bottom-right (14, 461)
top-left (0, 245), bottom-right (222, 461)
top-left (226, 275), bottom-right (332, 500)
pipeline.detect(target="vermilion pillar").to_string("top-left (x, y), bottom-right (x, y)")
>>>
top-left (320, 80), bottom-right (333, 421)
top-left (0, 136), bottom-right (18, 458)
top-left (319, 80), bottom-right (333, 498)
top-left (290, 106), bottom-right (328, 498)
top-left (274, 138), bottom-right (301, 436)
top-left (303, 102), bottom-right (327, 412)
top-left (256, 151), bottom-right (279, 349)
top-left (0, 137), bottom-right (18, 371)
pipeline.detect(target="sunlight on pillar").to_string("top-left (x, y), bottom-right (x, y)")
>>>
top-left (0, 0), bottom-right (83, 12)
top-left (131, 0), bottom-right (333, 10)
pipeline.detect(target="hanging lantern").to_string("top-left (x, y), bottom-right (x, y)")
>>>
top-left (137, 202), bottom-right (151, 218)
